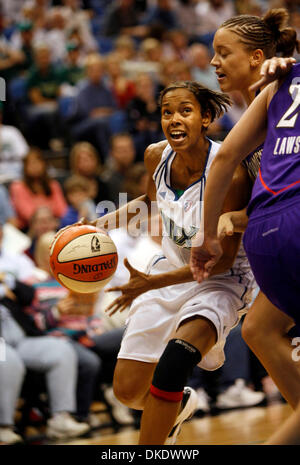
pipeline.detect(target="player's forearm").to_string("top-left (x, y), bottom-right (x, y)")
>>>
top-left (143, 249), bottom-right (240, 290)
top-left (147, 265), bottom-right (194, 290)
top-left (92, 194), bottom-right (152, 231)
top-left (209, 250), bottom-right (239, 276)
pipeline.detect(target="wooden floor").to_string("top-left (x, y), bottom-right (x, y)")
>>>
top-left (64, 402), bottom-right (292, 446)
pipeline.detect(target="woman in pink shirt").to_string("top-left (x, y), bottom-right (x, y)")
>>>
top-left (10, 147), bottom-right (67, 230)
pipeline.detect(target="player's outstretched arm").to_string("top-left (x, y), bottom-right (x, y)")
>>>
top-left (105, 259), bottom-right (194, 316)
top-left (191, 162), bottom-right (252, 280)
top-left (190, 84), bottom-right (272, 282)
top-left (54, 141), bottom-right (167, 241)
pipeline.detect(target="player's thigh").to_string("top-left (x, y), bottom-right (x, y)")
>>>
top-left (244, 291), bottom-right (295, 338)
top-left (175, 316), bottom-right (217, 356)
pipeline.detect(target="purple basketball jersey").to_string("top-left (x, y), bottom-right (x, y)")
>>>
top-left (247, 63), bottom-right (300, 216)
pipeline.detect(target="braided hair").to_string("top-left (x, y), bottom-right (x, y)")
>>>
top-left (158, 81), bottom-right (231, 123)
top-left (221, 8), bottom-right (300, 58)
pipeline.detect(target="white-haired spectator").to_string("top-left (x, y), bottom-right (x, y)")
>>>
top-left (0, 103), bottom-right (29, 183)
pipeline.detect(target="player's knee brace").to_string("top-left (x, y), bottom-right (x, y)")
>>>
top-left (150, 339), bottom-right (202, 402)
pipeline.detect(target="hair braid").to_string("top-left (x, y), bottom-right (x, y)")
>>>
top-left (221, 8), bottom-right (299, 58)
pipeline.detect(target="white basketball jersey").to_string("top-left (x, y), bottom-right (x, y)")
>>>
top-left (153, 140), bottom-right (251, 277)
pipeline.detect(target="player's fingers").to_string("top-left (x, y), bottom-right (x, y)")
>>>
top-left (104, 299), bottom-right (119, 312)
top-left (191, 267), bottom-right (205, 283)
top-left (225, 225), bottom-right (234, 236)
top-left (190, 258), bottom-right (205, 282)
top-left (266, 57), bottom-right (280, 75)
top-left (108, 301), bottom-right (127, 316)
top-left (106, 304), bottom-right (120, 315)
top-left (249, 76), bottom-right (267, 93)
top-left (203, 259), bottom-right (218, 279)
top-left (124, 258), bottom-right (135, 273)
top-left (105, 286), bottom-right (122, 293)
top-left (118, 303), bottom-right (130, 314)
top-left (108, 307), bottom-right (119, 316)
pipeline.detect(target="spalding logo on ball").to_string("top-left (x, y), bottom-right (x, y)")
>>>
top-left (50, 225), bottom-right (118, 293)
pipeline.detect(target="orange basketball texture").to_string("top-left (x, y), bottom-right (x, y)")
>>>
top-left (49, 225), bottom-right (118, 293)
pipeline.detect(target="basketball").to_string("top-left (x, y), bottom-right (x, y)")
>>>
top-left (49, 225), bottom-right (118, 293)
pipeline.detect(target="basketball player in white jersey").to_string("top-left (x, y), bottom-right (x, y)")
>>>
top-left (59, 81), bottom-right (255, 444)
top-left (83, 81), bottom-right (255, 445)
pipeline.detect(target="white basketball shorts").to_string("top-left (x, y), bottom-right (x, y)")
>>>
top-left (118, 254), bottom-right (254, 370)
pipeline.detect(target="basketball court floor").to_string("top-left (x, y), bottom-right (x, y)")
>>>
top-left (63, 402), bottom-right (291, 446)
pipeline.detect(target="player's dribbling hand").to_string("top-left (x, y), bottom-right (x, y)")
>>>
top-left (249, 57), bottom-right (296, 93)
top-left (104, 258), bottom-right (151, 316)
top-left (52, 217), bottom-right (89, 242)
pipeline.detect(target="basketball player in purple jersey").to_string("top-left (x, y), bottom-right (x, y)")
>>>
top-left (190, 61), bottom-right (300, 443)
top-left (197, 7), bottom-right (300, 411)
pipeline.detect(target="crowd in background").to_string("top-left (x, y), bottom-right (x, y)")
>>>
top-left (0, 0), bottom-right (299, 445)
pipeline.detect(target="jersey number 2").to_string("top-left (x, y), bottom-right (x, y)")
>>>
top-left (277, 80), bottom-right (300, 129)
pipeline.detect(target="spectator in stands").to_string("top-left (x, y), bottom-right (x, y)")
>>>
top-left (0, 24), bottom-right (24, 82)
top-left (27, 0), bottom-right (50, 31)
top-left (60, 175), bottom-right (97, 228)
top-left (119, 35), bottom-right (162, 80)
top-left (126, 72), bottom-right (163, 161)
top-left (121, 162), bottom-right (149, 202)
top-left (69, 141), bottom-right (110, 205)
top-left (164, 29), bottom-right (190, 61)
top-left (206, 91), bottom-right (247, 143)
top-left (114, 35), bottom-right (137, 61)
top-left (173, 0), bottom-right (205, 41)
top-left (188, 43), bottom-right (219, 90)
top-left (25, 43), bottom-right (63, 150)
top-left (102, 0), bottom-right (148, 39)
top-left (25, 206), bottom-right (58, 262)
top-left (0, 221), bottom-right (90, 444)
top-left (60, 40), bottom-right (85, 92)
top-left (234, 0), bottom-right (263, 15)
top-left (170, 61), bottom-right (193, 81)
top-left (10, 147), bottom-right (67, 231)
top-left (101, 132), bottom-right (136, 206)
top-left (44, 7), bottom-right (68, 64)
top-left (195, 0), bottom-right (235, 48)
top-left (0, 185), bottom-right (18, 228)
top-left (61, 0), bottom-right (97, 54)
top-left (68, 53), bottom-right (117, 162)
top-left (126, 37), bottom-right (164, 80)
top-left (225, 90), bottom-right (247, 127)
top-left (141, 0), bottom-right (179, 31)
top-left (1, 0), bottom-right (24, 25)
top-left (0, 102), bottom-right (29, 183)
top-left (10, 20), bottom-right (35, 75)
top-left (139, 37), bottom-right (164, 64)
top-left (105, 52), bottom-right (136, 110)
